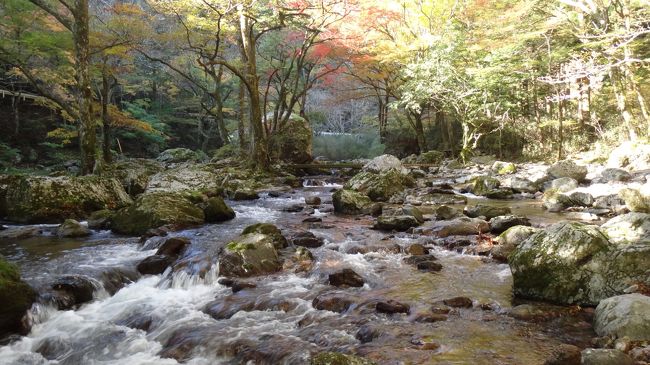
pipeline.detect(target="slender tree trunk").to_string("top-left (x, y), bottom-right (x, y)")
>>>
top-left (238, 81), bottom-right (247, 151)
top-left (414, 112), bottom-right (426, 153)
top-left (610, 67), bottom-right (636, 140)
top-left (101, 66), bottom-right (112, 163)
top-left (12, 95), bottom-right (20, 136)
top-left (557, 87), bottom-right (564, 161)
top-left (74, 0), bottom-right (96, 174)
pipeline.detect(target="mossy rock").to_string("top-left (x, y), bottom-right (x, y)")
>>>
top-left (310, 352), bottom-right (375, 365)
top-left (332, 189), bottom-right (372, 215)
top-left (345, 169), bottom-right (415, 202)
top-left (618, 188), bottom-right (650, 213)
top-left (146, 164), bottom-right (223, 195)
top-left (492, 161), bottom-right (517, 175)
top-left (218, 233), bottom-right (282, 277)
top-left (241, 223), bottom-right (287, 249)
top-left (467, 176), bottom-right (500, 197)
top-left (203, 197), bottom-right (236, 223)
top-left (111, 192), bottom-right (204, 235)
top-left (416, 150), bottom-right (444, 165)
top-left (268, 115), bottom-right (313, 164)
top-left (509, 222), bottom-right (650, 305)
top-left (156, 148), bottom-right (200, 163)
top-left (103, 158), bottom-right (163, 196)
top-left (212, 144), bottom-right (240, 161)
top-left (1, 175), bottom-right (132, 223)
top-left (0, 257), bottom-right (36, 337)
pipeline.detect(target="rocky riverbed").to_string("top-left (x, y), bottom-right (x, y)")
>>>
top-left (0, 146), bottom-right (649, 364)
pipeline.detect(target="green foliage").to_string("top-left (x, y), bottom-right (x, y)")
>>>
top-left (0, 143), bottom-right (20, 168)
top-left (313, 129), bottom-right (384, 161)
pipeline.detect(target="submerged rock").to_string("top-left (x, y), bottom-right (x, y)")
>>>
top-left (310, 352), bottom-right (375, 365)
top-left (56, 219), bottom-right (91, 237)
top-left (0, 257), bottom-right (36, 337)
top-left (111, 192), bottom-right (204, 236)
top-left (218, 233), bottom-right (282, 277)
top-left (443, 296), bottom-right (473, 308)
top-left (0, 175), bottom-right (132, 223)
top-left (312, 293), bottom-right (355, 313)
top-left (594, 294), bottom-right (650, 341)
top-left (509, 222), bottom-right (650, 305)
top-left (376, 300), bottom-right (410, 314)
top-left (328, 269), bottom-right (364, 288)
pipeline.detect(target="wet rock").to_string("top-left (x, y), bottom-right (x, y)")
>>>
top-left (233, 189), bottom-right (259, 201)
top-left (99, 268), bottom-right (139, 295)
top-left (594, 294), bottom-right (650, 340)
top-left (284, 204), bottom-right (304, 213)
top-left (489, 215), bottom-right (531, 234)
top-left (424, 217), bottom-right (490, 237)
top-left (413, 312), bottom-right (447, 323)
top-left (550, 177), bottom-right (579, 193)
top-left (467, 175), bottom-right (500, 196)
top-left (491, 226), bottom-right (538, 262)
top-left (543, 344), bottom-right (581, 365)
top-left (203, 197), bottom-right (236, 222)
top-left (137, 255), bottom-right (175, 275)
top-left (492, 161), bottom-right (516, 175)
top-left (376, 300), bottom-right (410, 314)
top-left (406, 244), bottom-right (428, 255)
top-left (344, 155), bottom-right (414, 202)
top-left (347, 243), bottom-right (401, 255)
top-left (356, 324), bottom-right (381, 343)
top-left (116, 313), bottom-right (156, 332)
top-left (290, 231), bottom-right (324, 248)
top-left (51, 275), bottom-right (95, 308)
top-left (508, 304), bottom-right (548, 321)
top-left (305, 196), bottom-right (321, 206)
top-left (403, 254), bottom-right (438, 266)
top-left (374, 215), bottom-right (420, 231)
top-left (0, 257), bottom-right (36, 337)
top-left (332, 189), bottom-right (372, 215)
top-left (242, 223), bottom-right (288, 249)
top-left (111, 192), bottom-right (204, 236)
top-left (283, 246), bottom-right (314, 273)
top-left (510, 222), bottom-right (650, 305)
top-left (312, 293), bottom-right (354, 313)
top-left (156, 148), bottom-right (200, 164)
top-left (204, 296), bottom-right (256, 320)
top-left (547, 160), bottom-right (588, 182)
top-left (55, 219), bottom-right (91, 237)
top-left (431, 304), bottom-right (451, 314)
top-left (464, 204), bottom-right (512, 220)
top-left (231, 281), bottom-right (257, 293)
top-left (310, 352), bottom-right (375, 365)
top-left (328, 269), bottom-right (364, 288)
top-left (435, 205), bottom-right (461, 220)
top-left (581, 349), bottom-right (634, 365)
top-left (218, 233), bottom-right (282, 277)
top-left (443, 296), bottom-right (473, 308)
top-left (601, 168), bottom-right (632, 182)
top-left (510, 177), bottom-right (539, 193)
top-left (87, 210), bottom-right (113, 230)
top-left (0, 226), bottom-right (42, 240)
top-left (303, 217), bottom-right (322, 223)
top-left (416, 261), bottom-right (443, 272)
top-left (0, 175), bottom-right (132, 223)
top-left (156, 237), bottom-right (191, 257)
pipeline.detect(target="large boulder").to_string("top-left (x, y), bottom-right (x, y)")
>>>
top-left (0, 257), bottom-right (36, 337)
top-left (156, 148), bottom-right (200, 164)
top-left (343, 155), bottom-right (414, 202)
top-left (332, 189), bottom-right (372, 214)
top-left (0, 175), bottom-right (132, 223)
top-left (547, 160), bottom-right (588, 182)
top-left (363, 154), bottom-right (405, 174)
top-left (600, 212), bottom-right (650, 244)
top-left (509, 222), bottom-right (650, 305)
top-left (104, 158), bottom-right (163, 195)
top-left (111, 192), bottom-right (204, 235)
top-left (145, 164), bottom-right (222, 194)
top-left (594, 294), bottom-right (650, 341)
top-left (268, 115), bottom-right (313, 163)
top-left (203, 197), bottom-right (236, 223)
top-left (217, 233), bottom-right (282, 277)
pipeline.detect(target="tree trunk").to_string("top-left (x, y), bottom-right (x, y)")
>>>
top-left (101, 66), bottom-right (112, 163)
top-left (12, 95), bottom-right (20, 136)
top-left (238, 81), bottom-right (247, 151)
top-left (414, 112), bottom-right (426, 153)
top-left (557, 87), bottom-right (564, 161)
top-left (74, 0), bottom-right (96, 174)
top-left (610, 67), bottom-right (636, 140)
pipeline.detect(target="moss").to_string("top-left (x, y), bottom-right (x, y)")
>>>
top-left (498, 163), bottom-right (516, 175)
top-left (310, 352), bottom-right (375, 365)
top-left (0, 257), bottom-right (36, 337)
top-left (345, 169), bottom-right (414, 202)
top-left (333, 189), bottom-right (372, 214)
top-left (241, 223), bottom-right (287, 249)
top-left (226, 241), bottom-right (257, 252)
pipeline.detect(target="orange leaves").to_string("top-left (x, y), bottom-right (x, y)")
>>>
top-left (106, 105), bottom-right (156, 133)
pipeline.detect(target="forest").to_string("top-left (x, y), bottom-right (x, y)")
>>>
top-left (0, 0), bottom-right (649, 365)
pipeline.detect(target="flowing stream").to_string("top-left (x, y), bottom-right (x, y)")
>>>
top-left (0, 179), bottom-right (596, 364)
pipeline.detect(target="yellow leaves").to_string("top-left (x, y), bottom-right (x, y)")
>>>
top-left (106, 105), bottom-right (158, 134)
top-left (47, 128), bottom-right (78, 145)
